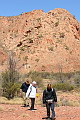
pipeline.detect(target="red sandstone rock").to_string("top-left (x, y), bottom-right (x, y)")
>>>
top-left (0, 8), bottom-right (80, 73)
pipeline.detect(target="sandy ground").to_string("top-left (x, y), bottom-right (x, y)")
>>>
top-left (0, 104), bottom-right (80, 120)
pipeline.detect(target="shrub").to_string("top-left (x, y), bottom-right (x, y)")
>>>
top-left (23, 56), bottom-right (28, 61)
top-left (32, 76), bottom-right (43, 88)
top-left (28, 39), bottom-right (33, 43)
top-left (20, 47), bottom-right (25, 51)
top-left (35, 59), bottom-right (39, 62)
top-left (74, 74), bottom-right (80, 86)
top-left (2, 70), bottom-right (20, 99)
top-left (36, 18), bottom-right (41, 22)
top-left (48, 47), bottom-right (54, 51)
top-left (27, 71), bottom-right (43, 88)
top-left (59, 33), bottom-right (65, 38)
top-left (1, 51), bottom-right (20, 99)
top-left (53, 83), bottom-right (74, 91)
top-left (55, 21), bottom-right (59, 27)
top-left (38, 34), bottom-right (43, 38)
top-left (64, 45), bottom-right (69, 50)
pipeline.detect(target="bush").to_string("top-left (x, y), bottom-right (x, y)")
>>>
top-left (53, 83), bottom-right (74, 91)
top-left (74, 74), bottom-right (80, 85)
top-left (1, 51), bottom-right (21, 99)
top-left (2, 70), bottom-right (20, 99)
top-left (27, 71), bottom-right (43, 87)
top-left (48, 47), bottom-right (54, 51)
top-left (2, 82), bottom-right (21, 99)
top-left (59, 33), bottom-right (65, 38)
top-left (55, 21), bottom-right (59, 27)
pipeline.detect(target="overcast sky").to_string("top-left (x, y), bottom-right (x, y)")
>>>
top-left (0, 0), bottom-right (80, 22)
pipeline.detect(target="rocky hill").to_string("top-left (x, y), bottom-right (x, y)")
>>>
top-left (0, 8), bottom-right (80, 73)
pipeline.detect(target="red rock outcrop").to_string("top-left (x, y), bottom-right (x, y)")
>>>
top-left (0, 8), bottom-right (80, 73)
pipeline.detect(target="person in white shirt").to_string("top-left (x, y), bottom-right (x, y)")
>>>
top-left (26, 81), bottom-right (37, 110)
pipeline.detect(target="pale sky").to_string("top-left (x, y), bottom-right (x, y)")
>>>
top-left (0, 0), bottom-right (80, 22)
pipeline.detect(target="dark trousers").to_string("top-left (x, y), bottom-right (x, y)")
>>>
top-left (30, 98), bottom-right (35, 109)
top-left (46, 103), bottom-right (55, 118)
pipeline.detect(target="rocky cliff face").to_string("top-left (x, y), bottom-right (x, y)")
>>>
top-left (0, 8), bottom-right (80, 73)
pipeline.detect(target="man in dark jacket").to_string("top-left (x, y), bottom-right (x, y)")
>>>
top-left (43, 84), bottom-right (57, 120)
top-left (20, 80), bottom-right (30, 107)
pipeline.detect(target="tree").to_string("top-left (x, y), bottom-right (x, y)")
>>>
top-left (1, 51), bottom-right (20, 99)
top-left (57, 63), bottom-right (63, 83)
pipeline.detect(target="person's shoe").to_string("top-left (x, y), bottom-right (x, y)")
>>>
top-left (46, 117), bottom-right (50, 119)
top-left (21, 104), bottom-right (29, 107)
top-left (21, 104), bottom-right (27, 107)
top-left (42, 117), bottom-right (50, 119)
top-left (51, 117), bottom-right (56, 120)
top-left (32, 108), bottom-right (37, 110)
top-left (28, 108), bottom-right (34, 111)
top-left (42, 117), bottom-right (48, 119)
top-left (28, 108), bottom-right (37, 111)
top-left (26, 104), bottom-right (30, 107)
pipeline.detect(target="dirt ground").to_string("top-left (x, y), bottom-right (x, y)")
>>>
top-left (0, 104), bottom-right (80, 120)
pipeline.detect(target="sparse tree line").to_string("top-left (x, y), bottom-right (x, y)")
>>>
top-left (0, 51), bottom-right (80, 99)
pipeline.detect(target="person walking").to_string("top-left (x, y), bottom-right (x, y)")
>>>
top-left (20, 80), bottom-right (30, 107)
top-left (43, 84), bottom-right (57, 120)
top-left (26, 81), bottom-right (37, 110)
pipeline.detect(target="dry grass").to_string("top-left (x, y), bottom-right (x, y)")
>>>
top-left (0, 97), bottom-right (23, 105)
top-left (0, 96), bottom-right (42, 105)
top-left (0, 91), bottom-right (80, 107)
top-left (57, 91), bottom-right (80, 107)
top-left (0, 105), bottom-right (4, 111)
top-left (21, 113), bottom-right (30, 117)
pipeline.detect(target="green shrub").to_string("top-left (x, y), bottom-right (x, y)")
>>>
top-left (64, 45), bottom-right (69, 50)
top-left (2, 82), bottom-right (21, 99)
top-left (35, 59), bottom-right (39, 62)
top-left (20, 47), bottom-right (25, 51)
top-left (59, 33), bottom-right (65, 38)
top-left (55, 21), bottom-right (59, 27)
top-left (28, 39), bottom-right (33, 43)
top-left (36, 18), bottom-right (41, 22)
top-left (1, 52), bottom-right (20, 99)
top-left (32, 76), bottom-right (43, 88)
top-left (23, 56), bottom-right (28, 61)
top-left (53, 83), bottom-right (74, 91)
top-left (38, 34), bottom-right (43, 38)
top-left (2, 70), bottom-right (20, 99)
top-left (27, 71), bottom-right (43, 88)
top-left (48, 47), bottom-right (54, 51)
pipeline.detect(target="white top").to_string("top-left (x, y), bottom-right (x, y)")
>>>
top-left (26, 84), bottom-right (36, 98)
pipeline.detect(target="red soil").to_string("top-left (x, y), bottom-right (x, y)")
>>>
top-left (0, 104), bottom-right (80, 120)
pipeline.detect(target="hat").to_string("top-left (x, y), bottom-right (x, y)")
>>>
top-left (32, 81), bottom-right (36, 84)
